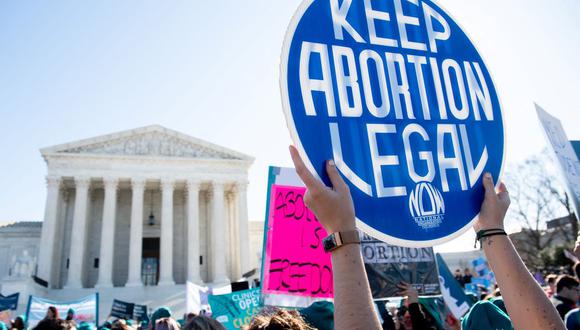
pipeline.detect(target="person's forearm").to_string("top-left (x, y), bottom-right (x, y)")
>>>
top-left (481, 235), bottom-right (564, 329)
top-left (332, 244), bottom-right (381, 330)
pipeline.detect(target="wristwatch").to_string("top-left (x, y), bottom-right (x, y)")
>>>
top-left (323, 230), bottom-right (361, 253)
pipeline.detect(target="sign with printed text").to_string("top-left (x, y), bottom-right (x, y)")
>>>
top-left (362, 234), bottom-right (440, 298)
top-left (436, 254), bottom-right (472, 319)
top-left (26, 294), bottom-right (99, 328)
top-left (536, 104), bottom-right (580, 219)
top-left (262, 184), bottom-right (333, 298)
top-left (133, 304), bottom-right (149, 322)
top-left (208, 288), bottom-right (262, 330)
top-left (0, 293), bottom-right (19, 311)
top-left (110, 299), bottom-right (134, 320)
top-left (281, 0), bottom-right (505, 246)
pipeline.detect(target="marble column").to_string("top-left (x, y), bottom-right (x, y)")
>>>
top-left (186, 180), bottom-right (203, 284)
top-left (236, 182), bottom-right (251, 275)
top-left (96, 177), bottom-right (118, 288)
top-left (159, 178), bottom-right (175, 285)
top-left (126, 178), bottom-right (146, 287)
top-left (37, 175), bottom-right (62, 286)
top-left (211, 181), bottom-right (229, 284)
top-left (64, 176), bottom-right (91, 288)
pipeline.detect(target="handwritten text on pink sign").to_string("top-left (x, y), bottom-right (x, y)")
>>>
top-left (263, 185), bottom-right (333, 298)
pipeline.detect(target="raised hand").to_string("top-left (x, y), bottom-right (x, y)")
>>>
top-left (474, 173), bottom-right (510, 232)
top-left (288, 145), bottom-right (356, 233)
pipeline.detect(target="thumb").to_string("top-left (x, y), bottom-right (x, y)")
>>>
top-left (483, 172), bottom-right (496, 199)
top-left (326, 160), bottom-right (349, 193)
top-left (497, 182), bottom-right (510, 204)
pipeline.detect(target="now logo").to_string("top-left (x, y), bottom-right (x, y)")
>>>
top-left (408, 182), bottom-right (445, 230)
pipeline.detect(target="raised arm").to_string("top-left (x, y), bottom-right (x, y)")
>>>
top-left (475, 173), bottom-right (564, 329)
top-left (289, 146), bottom-right (381, 330)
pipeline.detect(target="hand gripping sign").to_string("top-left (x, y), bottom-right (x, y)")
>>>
top-left (280, 0), bottom-right (505, 246)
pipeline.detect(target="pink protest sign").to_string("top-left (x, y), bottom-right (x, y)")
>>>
top-left (262, 184), bottom-right (334, 298)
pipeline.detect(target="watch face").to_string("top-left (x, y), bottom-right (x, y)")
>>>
top-left (323, 235), bottom-right (336, 252)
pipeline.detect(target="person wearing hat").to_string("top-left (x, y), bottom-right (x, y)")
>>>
top-left (461, 300), bottom-right (513, 330)
top-left (299, 301), bottom-right (334, 330)
top-left (66, 309), bottom-right (75, 321)
top-left (149, 307), bottom-right (171, 330)
top-left (78, 322), bottom-right (97, 330)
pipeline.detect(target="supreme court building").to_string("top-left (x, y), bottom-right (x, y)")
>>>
top-left (35, 125), bottom-right (254, 291)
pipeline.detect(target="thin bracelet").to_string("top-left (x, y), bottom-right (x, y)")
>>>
top-left (474, 228), bottom-right (507, 248)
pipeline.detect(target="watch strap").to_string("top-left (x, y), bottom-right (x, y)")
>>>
top-left (324, 230), bottom-right (360, 252)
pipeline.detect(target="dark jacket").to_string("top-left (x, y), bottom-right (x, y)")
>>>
top-left (551, 294), bottom-right (577, 320)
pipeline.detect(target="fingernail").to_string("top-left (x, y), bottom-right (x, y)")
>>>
top-left (328, 159), bottom-right (335, 167)
top-left (484, 172), bottom-right (491, 179)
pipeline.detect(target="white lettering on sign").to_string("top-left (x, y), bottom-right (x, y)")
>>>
top-left (296, 1), bottom-right (494, 198)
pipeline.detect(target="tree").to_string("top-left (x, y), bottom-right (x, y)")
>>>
top-left (505, 153), bottom-right (578, 268)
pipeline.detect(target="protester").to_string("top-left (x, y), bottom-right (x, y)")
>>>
top-left (461, 300), bottom-right (512, 330)
top-left (246, 308), bottom-right (314, 330)
top-left (454, 269), bottom-right (465, 287)
top-left (397, 282), bottom-right (437, 330)
top-left (11, 315), bottom-right (27, 330)
top-left (77, 322), bottom-right (96, 330)
top-left (34, 319), bottom-right (65, 330)
top-left (99, 321), bottom-right (112, 330)
top-left (61, 320), bottom-right (76, 330)
top-left (150, 307), bottom-right (172, 330)
top-left (462, 268), bottom-right (473, 286)
top-left (46, 307), bottom-right (59, 320)
top-left (183, 316), bottom-right (225, 330)
top-left (289, 146), bottom-right (382, 330)
top-left (138, 320), bottom-right (149, 330)
top-left (565, 308), bottom-right (580, 330)
top-left (551, 275), bottom-right (580, 320)
top-left (65, 309), bottom-right (75, 322)
top-left (290, 146), bottom-right (565, 329)
top-left (154, 318), bottom-right (179, 330)
top-left (546, 274), bottom-right (559, 298)
top-left (34, 307), bottom-right (64, 330)
top-left (183, 313), bottom-right (196, 326)
top-left (111, 319), bottom-right (131, 330)
top-left (474, 173), bottom-right (564, 329)
top-left (298, 301), bottom-right (334, 330)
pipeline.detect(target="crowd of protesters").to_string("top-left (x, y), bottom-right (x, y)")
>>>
top-left (1, 148), bottom-right (577, 330)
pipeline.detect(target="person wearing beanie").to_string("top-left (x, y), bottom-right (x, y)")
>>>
top-left (150, 307), bottom-right (171, 330)
top-left (78, 322), bottom-right (97, 330)
top-left (66, 308), bottom-right (76, 321)
top-left (490, 297), bottom-right (508, 315)
top-left (461, 301), bottom-right (513, 330)
top-left (299, 301), bottom-right (334, 330)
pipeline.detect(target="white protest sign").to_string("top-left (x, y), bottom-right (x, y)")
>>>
top-left (535, 104), bottom-right (580, 219)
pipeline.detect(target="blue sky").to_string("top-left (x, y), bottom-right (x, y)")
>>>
top-left (1, 1), bottom-right (579, 252)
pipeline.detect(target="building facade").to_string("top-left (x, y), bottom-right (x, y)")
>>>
top-left (36, 125), bottom-right (254, 290)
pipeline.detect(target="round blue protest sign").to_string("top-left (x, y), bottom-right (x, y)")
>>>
top-left (281, 0), bottom-right (505, 247)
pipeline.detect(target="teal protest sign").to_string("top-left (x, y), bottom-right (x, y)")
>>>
top-left (208, 288), bottom-right (262, 330)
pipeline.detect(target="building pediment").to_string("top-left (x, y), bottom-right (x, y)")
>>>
top-left (41, 125), bottom-right (253, 161)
